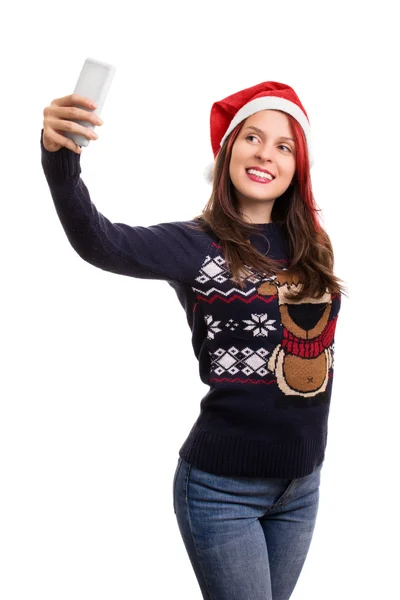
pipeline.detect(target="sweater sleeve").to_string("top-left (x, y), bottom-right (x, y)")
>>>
top-left (40, 129), bottom-right (211, 284)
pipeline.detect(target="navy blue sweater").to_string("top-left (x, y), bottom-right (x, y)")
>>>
top-left (40, 129), bottom-right (341, 478)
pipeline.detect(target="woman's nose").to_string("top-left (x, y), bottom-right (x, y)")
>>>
top-left (255, 145), bottom-right (274, 162)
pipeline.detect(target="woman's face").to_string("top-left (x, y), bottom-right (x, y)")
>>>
top-left (229, 110), bottom-right (297, 208)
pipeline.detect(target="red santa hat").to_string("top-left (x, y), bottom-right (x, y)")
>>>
top-left (205, 81), bottom-right (313, 182)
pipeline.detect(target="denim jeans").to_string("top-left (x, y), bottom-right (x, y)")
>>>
top-left (173, 456), bottom-right (322, 600)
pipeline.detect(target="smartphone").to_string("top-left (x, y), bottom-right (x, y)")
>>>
top-left (64, 57), bottom-right (116, 148)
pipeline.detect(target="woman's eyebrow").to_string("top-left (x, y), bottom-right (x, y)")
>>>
top-left (245, 125), bottom-right (295, 142)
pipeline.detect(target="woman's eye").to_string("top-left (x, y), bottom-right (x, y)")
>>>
top-left (246, 136), bottom-right (292, 152)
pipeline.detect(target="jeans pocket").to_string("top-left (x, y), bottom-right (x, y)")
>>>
top-left (172, 456), bottom-right (183, 514)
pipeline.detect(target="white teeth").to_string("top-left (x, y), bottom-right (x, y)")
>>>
top-left (247, 169), bottom-right (274, 180)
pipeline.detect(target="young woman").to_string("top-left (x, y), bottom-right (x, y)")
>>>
top-left (41, 80), bottom-right (346, 600)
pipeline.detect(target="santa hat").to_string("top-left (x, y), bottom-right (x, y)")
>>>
top-left (204, 81), bottom-right (313, 182)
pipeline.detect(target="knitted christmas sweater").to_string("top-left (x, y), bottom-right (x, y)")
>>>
top-left (40, 129), bottom-right (341, 478)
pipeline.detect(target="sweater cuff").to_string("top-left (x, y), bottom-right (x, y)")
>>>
top-left (40, 128), bottom-right (81, 182)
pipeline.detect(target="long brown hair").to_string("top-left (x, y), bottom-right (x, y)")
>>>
top-left (188, 112), bottom-right (347, 302)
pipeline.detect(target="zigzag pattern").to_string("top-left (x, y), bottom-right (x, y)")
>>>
top-left (195, 291), bottom-right (276, 304)
top-left (193, 252), bottom-right (289, 301)
top-left (192, 284), bottom-right (257, 298)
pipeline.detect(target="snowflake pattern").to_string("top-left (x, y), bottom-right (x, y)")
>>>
top-left (204, 315), bottom-right (222, 340)
top-left (204, 314), bottom-right (277, 339)
top-left (243, 313), bottom-right (277, 337)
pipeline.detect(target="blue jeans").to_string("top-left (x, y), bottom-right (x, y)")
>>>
top-left (173, 456), bottom-right (322, 600)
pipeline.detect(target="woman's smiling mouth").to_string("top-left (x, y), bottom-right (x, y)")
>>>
top-left (246, 168), bottom-right (275, 183)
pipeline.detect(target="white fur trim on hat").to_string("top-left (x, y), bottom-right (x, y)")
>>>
top-left (220, 96), bottom-right (314, 167)
top-left (203, 162), bottom-right (214, 183)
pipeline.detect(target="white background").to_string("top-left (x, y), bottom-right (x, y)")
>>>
top-left (1, 1), bottom-right (399, 598)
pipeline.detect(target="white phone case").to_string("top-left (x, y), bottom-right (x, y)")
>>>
top-left (64, 57), bottom-right (116, 147)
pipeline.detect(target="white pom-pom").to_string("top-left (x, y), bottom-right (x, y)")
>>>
top-left (203, 162), bottom-right (215, 184)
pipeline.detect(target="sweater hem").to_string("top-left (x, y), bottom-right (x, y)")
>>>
top-left (179, 424), bottom-right (327, 478)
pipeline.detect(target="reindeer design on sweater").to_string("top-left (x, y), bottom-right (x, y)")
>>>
top-left (257, 270), bottom-right (338, 398)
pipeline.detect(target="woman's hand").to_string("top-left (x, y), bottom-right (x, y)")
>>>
top-left (42, 94), bottom-right (103, 154)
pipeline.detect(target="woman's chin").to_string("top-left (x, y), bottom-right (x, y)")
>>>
top-left (237, 186), bottom-right (276, 202)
